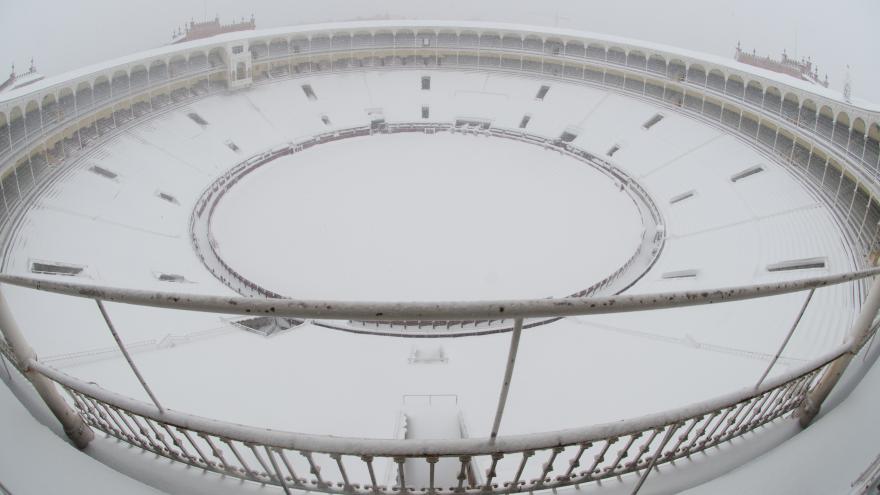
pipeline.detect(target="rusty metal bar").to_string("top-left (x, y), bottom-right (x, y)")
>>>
top-left (490, 317), bottom-right (523, 440)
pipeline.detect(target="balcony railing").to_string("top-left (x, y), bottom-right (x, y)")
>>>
top-left (1, 268), bottom-right (879, 494)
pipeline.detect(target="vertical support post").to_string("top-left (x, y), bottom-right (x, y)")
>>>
top-left (95, 299), bottom-right (164, 412)
top-left (0, 286), bottom-right (94, 448)
top-left (490, 317), bottom-right (523, 440)
top-left (799, 274), bottom-right (880, 426)
top-left (755, 289), bottom-right (815, 389)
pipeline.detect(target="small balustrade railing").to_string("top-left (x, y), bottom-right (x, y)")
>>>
top-left (0, 268), bottom-right (879, 495)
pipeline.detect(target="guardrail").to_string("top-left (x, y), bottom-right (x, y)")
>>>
top-left (1, 269), bottom-right (879, 494)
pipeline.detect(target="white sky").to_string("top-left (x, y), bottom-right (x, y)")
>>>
top-left (0, 0), bottom-right (878, 104)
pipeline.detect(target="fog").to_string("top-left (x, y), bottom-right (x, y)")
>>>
top-left (1, 0), bottom-right (878, 103)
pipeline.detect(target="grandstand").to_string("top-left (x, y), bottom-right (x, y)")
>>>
top-left (1, 20), bottom-right (880, 495)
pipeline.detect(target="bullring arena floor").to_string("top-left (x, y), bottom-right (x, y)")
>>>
top-left (1, 69), bottom-right (859, 465)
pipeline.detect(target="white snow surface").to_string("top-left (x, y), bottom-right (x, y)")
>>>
top-left (1, 70), bottom-right (861, 448)
top-left (212, 132), bottom-right (642, 300)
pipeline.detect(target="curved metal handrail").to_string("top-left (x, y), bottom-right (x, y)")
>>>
top-left (1, 268), bottom-right (877, 321)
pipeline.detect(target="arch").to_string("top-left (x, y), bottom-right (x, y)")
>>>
top-left (148, 59), bottom-right (168, 81)
top-left (330, 34), bottom-right (350, 49)
top-left (852, 117), bottom-right (866, 135)
top-left (544, 37), bottom-right (564, 56)
top-left (24, 100), bottom-right (41, 135)
top-left (249, 41), bottom-right (269, 58)
top-left (781, 92), bottom-right (800, 122)
top-left (585, 43), bottom-right (605, 60)
top-left (564, 40), bottom-right (585, 57)
top-left (647, 54), bottom-right (666, 74)
top-left (93, 75), bottom-right (111, 102)
top-left (626, 50), bottom-right (647, 69)
top-left (725, 74), bottom-right (745, 98)
top-left (111, 69), bottom-right (129, 95)
top-left (8, 106), bottom-right (24, 144)
top-left (393, 30), bottom-right (415, 47)
top-left (686, 64), bottom-right (706, 84)
top-left (836, 111), bottom-right (851, 128)
top-left (41, 93), bottom-right (56, 110)
top-left (169, 54), bottom-right (188, 77)
top-left (522, 34), bottom-right (542, 52)
top-left (607, 46), bottom-right (626, 65)
top-left (479, 32), bottom-right (502, 48)
top-left (501, 34), bottom-right (523, 50)
top-left (869, 122), bottom-right (880, 142)
top-left (763, 86), bottom-right (782, 113)
top-left (667, 59), bottom-right (686, 81)
top-left (745, 80), bottom-right (763, 105)
top-left (707, 68), bottom-right (725, 91)
top-left (353, 31), bottom-right (374, 48)
top-left (208, 47), bottom-right (225, 66)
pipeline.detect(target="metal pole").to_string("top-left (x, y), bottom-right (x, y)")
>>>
top-left (755, 288), bottom-right (815, 389)
top-left (95, 299), bottom-right (165, 412)
top-left (799, 274), bottom-right (880, 426)
top-left (630, 422), bottom-right (680, 495)
top-left (490, 317), bottom-right (523, 441)
top-left (0, 286), bottom-right (93, 448)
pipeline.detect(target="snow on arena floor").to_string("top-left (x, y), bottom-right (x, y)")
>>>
top-left (0, 70), bottom-right (860, 440)
top-left (212, 132), bottom-right (642, 301)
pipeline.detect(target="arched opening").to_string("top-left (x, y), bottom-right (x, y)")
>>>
top-left (249, 41), bottom-right (268, 59)
top-left (763, 86), bottom-right (782, 114)
top-left (208, 47), bottom-right (225, 67)
top-left (799, 99), bottom-right (818, 129)
top-left (148, 60), bottom-right (168, 81)
top-left (394, 30), bottom-right (414, 47)
top-left (75, 81), bottom-right (94, 110)
top-left (817, 105), bottom-right (835, 139)
top-left (169, 55), bottom-right (188, 78)
top-left (353, 31), bottom-right (373, 49)
top-left (188, 52), bottom-right (208, 71)
top-left (24, 100), bottom-right (41, 136)
top-left (626, 50), bottom-right (647, 69)
top-left (866, 123), bottom-right (880, 166)
top-left (0, 111), bottom-right (8, 154)
top-left (834, 111), bottom-right (851, 147)
top-left (745, 80), bottom-right (763, 105)
top-left (93, 75), bottom-right (111, 103)
top-left (564, 41), bottom-right (585, 57)
top-left (667, 59), bottom-right (686, 81)
top-left (501, 34), bottom-right (523, 50)
top-left (41, 93), bottom-right (58, 126)
top-left (130, 65), bottom-right (148, 89)
top-left (725, 74), bottom-right (745, 99)
top-left (782, 93), bottom-right (800, 122)
top-left (522, 34), bottom-right (542, 52)
top-left (585, 43), bottom-right (605, 60)
top-left (851, 118), bottom-right (867, 156)
top-left (686, 64), bottom-right (706, 85)
top-left (330, 34), bottom-right (350, 50)
top-left (9, 107), bottom-right (24, 145)
top-left (111, 70), bottom-right (129, 96)
top-left (58, 87), bottom-right (75, 119)
top-left (607, 46), bottom-right (626, 65)
top-left (707, 69), bottom-right (725, 91)
top-left (416, 31), bottom-right (436, 48)
top-left (236, 61), bottom-right (247, 81)
top-left (647, 54), bottom-right (666, 74)
top-left (544, 37), bottom-right (563, 56)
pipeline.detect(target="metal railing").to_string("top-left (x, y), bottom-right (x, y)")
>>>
top-left (1, 269), bottom-right (880, 494)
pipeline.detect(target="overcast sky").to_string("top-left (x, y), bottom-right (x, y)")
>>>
top-left (1, 0), bottom-right (878, 103)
